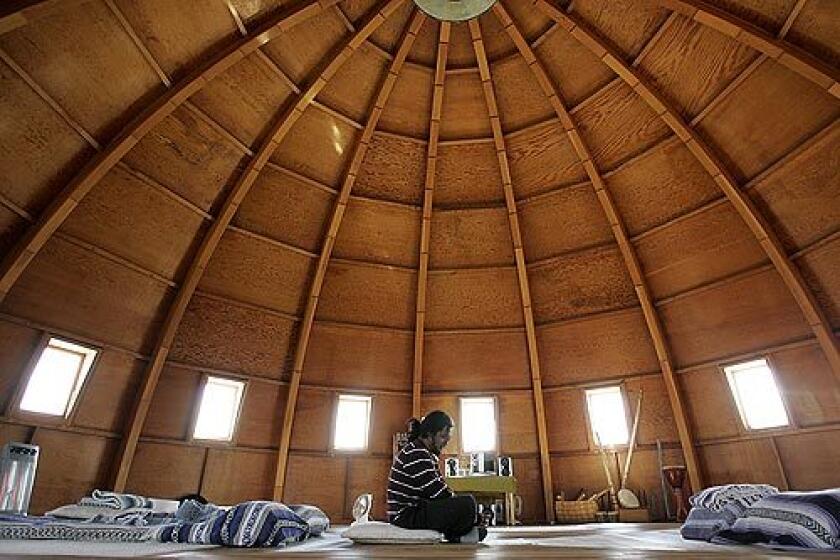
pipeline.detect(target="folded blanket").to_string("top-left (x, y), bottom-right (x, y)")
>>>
top-left (79, 490), bottom-right (153, 510)
top-left (0, 514), bottom-right (153, 542)
top-left (690, 484), bottom-right (779, 524)
top-left (680, 507), bottom-right (730, 541)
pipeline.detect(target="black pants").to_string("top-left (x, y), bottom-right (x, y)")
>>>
top-left (393, 495), bottom-right (477, 542)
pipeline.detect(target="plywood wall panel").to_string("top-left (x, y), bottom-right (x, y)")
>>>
top-left (284, 454), bottom-right (347, 520)
top-left (551, 454), bottom-right (616, 498)
top-left (0, 422), bottom-right (34, 446)
top-left (771, 344), bottom-right (840, 428)
top-left (574, 81), bottom-right (671, 171)
top-left (407, 17), bottom-right (439, 66)
top-left (491, 56), bottom-right (555, 132)
top-left (304, 323), bottom-right (413, 391)
top-left (624, 376), bottom-right (679, 445)
top-left (123, 105), bottom-right (247, 213)
top-left (696, 61), bottom-right (839, 182)
top-left (529, 245), bottom-right (636, 323)
top-left (440, 72), bottom-right (493, 141)
top-left (141, 365), bottom-right (201, 440)
top-left (636, 202), bottom-right (767, 299)
top-left (73, 351), bottom-right (144, 433)
top-left (699, 439), bottom-right (787, 488)
top-left (0, 208), bottom-right (26, 257)
top-left (423, 331), bottom-right (531, 392)
top-left (518, 184), bottom-right (613, 261)
top-left (368, 2), bottom-right (413, 53)
top-left (538, 308), bottom-right (659, 386)
top-left (0, 1), bottom-right (161, 142)
top-left (426, 268), bottom-right (523, 329)
top-left (202, 448), bottom-right (274, 504)
top-left (572, 0), bottom-right (670, 59)
top-left (787, 0), bottom-right (840, 69)
top-left (318, 43), bottom-right (389, 122)
top-left (226, 0), bottom-right (288, 29)
top-left (506, 123), bottom-right (587, 200)
top-left (289, 388), bottom-right (333, 452)
top-left (679, 366), bottom-right (741, 441)
top-left (126, 441), bottom-right (205, 499)
top-left (199, 230), bottom-right (312, 316)
top-left (236, 381), bottom-right (288, 449)
top-left (260, 10), bottom-right (346, 84)
top-left (1, 237), bottom-right (171, 354)
top-left (430, 208), bottom-right (514, 268)
top-left (477, 10), bottom-right (516, 61)
top-left (607, 140), bottom-right (721, 236)
top-left (317, 263), bottom-right (415, 329)
top-left (29, 430), bottom-right (116, 514)
top-left (708, 0), bottom-right (795, 35)
top-left (420, 394), bottom-right (460, 455)
top-left (0, 320), bottom-right (41, 414)
top-left (354, 133), bottom-right (426, 205)
top-left (775, 430), bottom-right (840, 490)
top-left (545, 389), bottom-right (590, 453)
top-left (0, 57), bottom-right (92, 214)
top-left (346, 456), bottom-right (391, 520)
top-left (500, 2), bottom-right (552, 42)
top-left (171, 295), bottom-right (297, 380)
top-left (797, 240), bottom-right (840, 328)
top-left (513, 455), bottom-right (546, 523)
top-left (662, 270), bottom-right (812, 367)
top-left (448, 23), bottom-right (477, 68)
top-left (378, 65), bottom-right (433, 138)
top-left (499, 392), bottom-right (538, 455)
top-left (435, 142), bottom-right (505, 207)
top-left (61, 166), bottom-right (205, 280)
top-left (334, 198), bottom-right (421, 268)
top-left (370, 394), bottom-right (412, 456)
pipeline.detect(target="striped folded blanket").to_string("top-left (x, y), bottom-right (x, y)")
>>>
top-left (0, 514), bottom-right (153, 542)
top-left (690, 484), bottom-right (779, 524)
top-left (79, 490), bottom-right (153, 510)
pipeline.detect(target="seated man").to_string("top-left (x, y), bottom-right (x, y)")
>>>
top-left (387, 411), bottom-right (486, 543)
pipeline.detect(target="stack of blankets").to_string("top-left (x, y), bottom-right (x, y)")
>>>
top-left (681, 484), bottom-right (840, 550)
top-left (0, 490), bottom-right (330, 548)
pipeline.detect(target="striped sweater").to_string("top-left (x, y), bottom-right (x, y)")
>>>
top-left (387, 440), bottom-right (454, 522)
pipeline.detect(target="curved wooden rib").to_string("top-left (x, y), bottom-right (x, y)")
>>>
top-left (413, 22), bottom-right (450, 416)
top-left (537, 0), bottom-right (840, 385)
top-left (468, 18), bottom-right (555, 523)
top-left (494, 1), bottom-right (703, 492)
top-left (273, 8), bottom-right (424, 500)
top-left (112, 0), bottom-right (405, 491)
top-left (660, 0), bottom-right (839, 99)
top-left (0, 0), bottom-right (340, 303)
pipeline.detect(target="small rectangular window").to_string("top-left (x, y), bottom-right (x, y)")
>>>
top-left (192, 376), bottom-right (245, 441)
top-left (460, 396), bottom-right (497, 453)
top-left (19, 337), bottom-right (97, 417)
top-left (334, 395), bottom-right (372, 451)
top-left (724, 358), bottom-right (789, 430)
top-left (585, 386), bottom-right (629, 447)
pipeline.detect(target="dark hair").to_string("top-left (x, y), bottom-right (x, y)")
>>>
top-left (176, 493), bottom-right (208, 505)
top-left (407, 410), bottom-right (453, 442)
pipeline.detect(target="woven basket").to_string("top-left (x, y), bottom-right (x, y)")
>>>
top-left (554, 500), bottom-right (598, 523)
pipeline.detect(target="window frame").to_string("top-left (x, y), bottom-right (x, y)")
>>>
top-left (189, 374), bottom-right (247, 445)
top-left (583, 383), bottom-right (632, 450)
top-left (721, 356), bottom-right (793, 433)
top-left (331, 393), bottom-right (374, 454)
top-left (458, 395), bottom-right (499, 455)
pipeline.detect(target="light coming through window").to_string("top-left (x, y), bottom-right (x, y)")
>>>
top-left (193, 377), bottom-right (245, 441)
top-left (460, 397), bottom-right (496, 453)
top-left (585, 386), bottom-right (629, 447)
top-left (19, 337), bottom-right (98, 417)
top-left (334, 395), bottom-right (372, 451)
top-left (724, 358), bottom-right (789, 430)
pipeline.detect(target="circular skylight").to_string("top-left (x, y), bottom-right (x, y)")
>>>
top-left (413, 0), bottom-right (498, 21)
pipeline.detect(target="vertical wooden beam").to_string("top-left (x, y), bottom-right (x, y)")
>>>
top-left (112, 0), bottom-right (405, 491)
top-left (468, 18), bottom-right (555, 523)
top-left (413, 22), bottom-right (449, 417)
top-left (495, 1), bottom-right (704, 494)
top-left (538, 0), bottom-right (840, 382)
top-left (273, 8), bottom-right (424, 501)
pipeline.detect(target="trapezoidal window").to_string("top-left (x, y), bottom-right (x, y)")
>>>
top-left (585, 386), bottom-right (629, 447)
top-left (460, 396), bottom-right (497, 453)
top-left (724, 358), bottom-right (789, 431)
top-left (333, 395), bottom-right (372, 451)
top-left (19, 337), bottom-right (98, 417)
top-left (192, 376), bottom-right (245, 441)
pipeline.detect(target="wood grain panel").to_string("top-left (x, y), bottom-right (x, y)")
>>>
top-left (447, 22), bottom-right (477, 67)
top-left (435, 142), bottom-right (504, 207)
top-left (529, 245), bottom-right (636, 323)
top-left (189, 51), bottom-right (294, 147)
top-left (318, 43), bottom-right (389, 122)
top-left (226, 0), bottom-right (290, 28)
top-left (518, 184), bottom-right (613, 261)
top-left (551, 454), bottom-right (617, 498)
top-left (0, 320), bottom-right (40, 414)
top-left (710, 0), bottom-right (796, 35)
top-left (0, 422), bottom-right (33, 447)
top-left (126, 441), bottom-right (204, 499)
top-left (573, 81), bottom-right (671, 171)
top-left (289, 387), bottom-right (333, 452)
top-left (29, 429), bottom-right (116, 514)
top-left (679, 366), bottom-right (741, 441)
top-left (123, 105), bottom-right (247, 212)
top-left (491, 55), bottom-right (555, 131)
top-left (202, 448), bottom-right (274, 504)
top-left (198, 229), bottom-right (313, 316)
top-left (637, 15), bottom-right (757, 118)
top-left (696, 60), bottom-right (839, 182)
top-left (625, 376), bottom-right (679, 445)
top-left (607, 139), bottom-right (720, 235)
top-left (171, 294), bottom-right (297, 380)
top-left (771, 344), bottom-right (840, 428)
top-left (423, 330), bottom-right (530, 392)
top-left (750, 123), bottom-right (840, 252)
top-left (284, 454), bottom-right (346, 519)
top-left (636, 201), bottom-right (767, 299)
top-left (506, 122), bottom-right (587, 199)
top-left (660, 269), bottom-right (812, 367)
top-left (346, 456), bottom-right (391, 520)
top-left (616, 447), bottom-right (685, 509)
top-left (271, 107), bottom-right (359, 188)
top-left (500, 1), bottom-right (552, 42)
top-left (141, 365), bottom-right (201, 440)
top-left (699, 439), bottom-right (787, 488)
top-left (513, 455), bottom-right (546, 523)
top-left (369, 2), bottom-right (413, 53)
top-left (0, 1), bottom-right (161, 142)
top-left (571, 0), bottom-right (670, 59)
top-left (538, 309), bottom-right (659, 386)
top-left (429, 207), bottom-right (514, 268)
top-left (477, 9), bottom-right (515, 61)
top-left (544, 389), bottom-right (590, 453)
top-left (260, 9), bottom-right (346, 84)
top-left (419, 394), bottom-right (460, 454)
top-left (378, 64), bottom-right (433, 137)
top-left (426, 268), bottom-right (523, 329)
top-left (775, 430), bottom-right (840, 490)
top-left (0, 207), bottom-right (26, 257)
top-left (304, 323), bottom-right (413, 391)
top-left (334, 197), bottom-right (421, 267)
top-left (317, 262), bottom-right (416, 329)
top-left (798, 240), bottom-right (840, 328)
top-left (354, 132), bottom-right (426, 205)
top-left (406, 15), bottom-right (438, 66)
top-left (370, 394), bottom-right (412, 456)
top-left (61, 166), bottom-right (205, 280)
top-left (787, 0), bottom-right (840, 69)
top-left (73, 351), bottom-right (144, 433)
top-left (499, 392), bottom-right (538, 455)
top-left (1, 236), bottom-right (171, 353)
top-left (440, 71), bottom-right (492, 140)
top-left (0, 57), bottom-right (92, 214)
top-left (236, 381), bottom-right (288, 449)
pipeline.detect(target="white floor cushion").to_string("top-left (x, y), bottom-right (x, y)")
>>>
top-left (341, 521), bottom-right (442, 544)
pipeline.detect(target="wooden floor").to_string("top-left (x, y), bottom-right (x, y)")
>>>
top-left (0, 525), bottom-right (832, 559)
